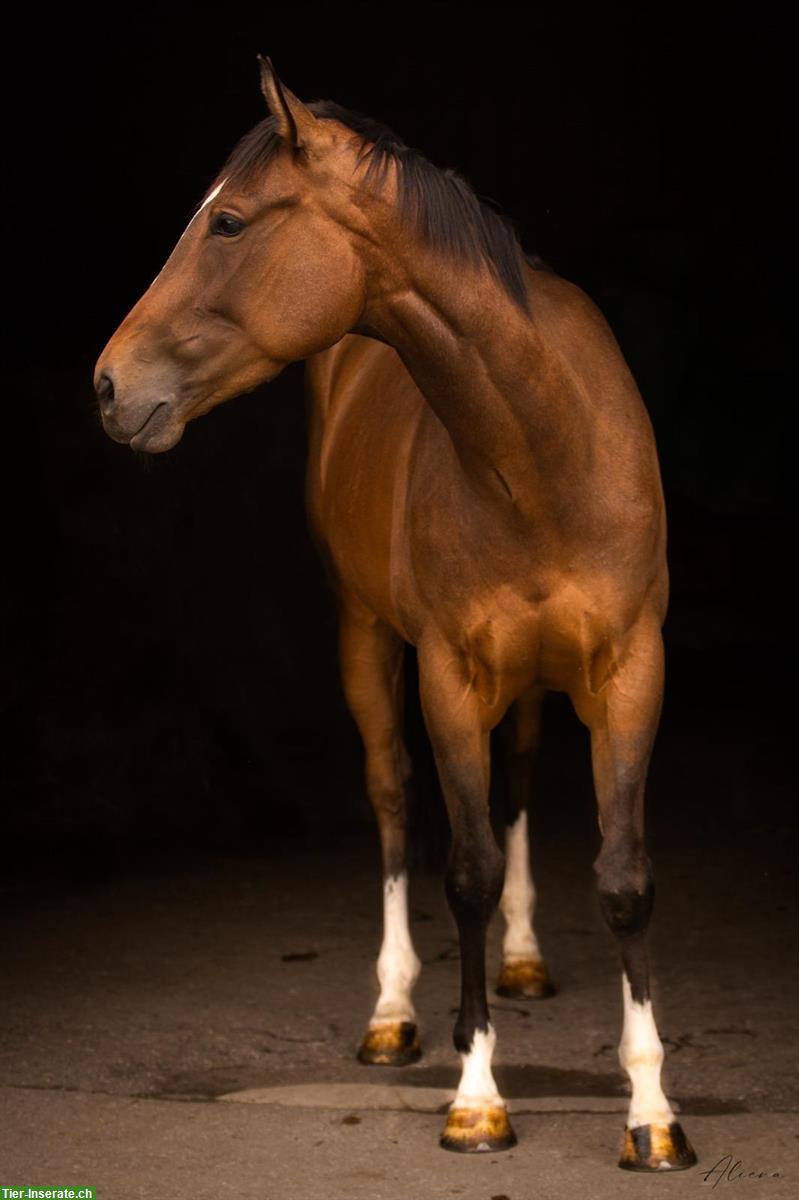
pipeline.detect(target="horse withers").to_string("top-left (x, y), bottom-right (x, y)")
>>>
top-left (94, 58), bottom-right (696, 1170)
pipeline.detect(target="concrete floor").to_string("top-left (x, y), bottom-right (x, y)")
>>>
top-left (1, 832), bottom-right (796, 1198)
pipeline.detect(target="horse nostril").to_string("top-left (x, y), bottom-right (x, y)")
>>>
top-left (96, 372), bottom-right (115, 413)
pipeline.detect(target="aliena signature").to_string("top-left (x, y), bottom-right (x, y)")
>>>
top-left (702, 1156), bottom-right (782, 1188)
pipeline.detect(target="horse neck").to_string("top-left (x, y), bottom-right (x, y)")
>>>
top-left (358, 239), bottom-right (574, 515)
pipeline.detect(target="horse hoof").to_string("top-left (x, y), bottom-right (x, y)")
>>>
top-left (496, 958), bottom-right (555, 999)
top-left (619, 1122), bottom-right (697, 1171)
top-left (357, 1021), bottom-right (421, 1066)
top-left (440, 1105), bottom-right (517, 1153)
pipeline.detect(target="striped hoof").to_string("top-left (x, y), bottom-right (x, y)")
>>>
top-left (440, 1104), bottom-right (517, 1154)
top-left (496, 957), bottom-right (555, 999)
top-left (619, 1122), bottom-right (697, 1171)
top-left (357, 1021), bottom-right (421, 1066)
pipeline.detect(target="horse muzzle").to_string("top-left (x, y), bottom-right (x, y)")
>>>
top-left (95, 366), bottom-right (187, 453)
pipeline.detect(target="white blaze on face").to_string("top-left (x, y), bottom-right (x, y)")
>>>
top-left (370, 872), bottom-right (421, 1026)
top-left (452, 1025), bottom-right (504, 1110)
top-left (187, 177), bottom-right (227, 228)
top-left (619, 973), bottom-right (676, 1128)
top-left (500, 811), bottom-right (541, 961)
top-left (149, 178), bottom-right (228, 287)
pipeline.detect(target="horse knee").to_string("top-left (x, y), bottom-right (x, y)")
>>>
top-left (446, 838), bottom-right (504, 923)
top-left (365, 741), bottom-right (411, 817)
top-left (594, 845), bottom-right (654, 938)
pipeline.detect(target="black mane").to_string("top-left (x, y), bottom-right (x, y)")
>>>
top-left (206, 100), bottom-right (538, 312)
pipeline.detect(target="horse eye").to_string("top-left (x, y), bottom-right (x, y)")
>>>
top-left (210, 213), bottom-right (245, 238)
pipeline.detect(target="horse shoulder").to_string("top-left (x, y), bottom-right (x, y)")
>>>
top-left (305, 336), bottom-right (426, 630)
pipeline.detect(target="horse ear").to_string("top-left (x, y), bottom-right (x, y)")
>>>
top-left (258, 56), bottom-right (317, 151)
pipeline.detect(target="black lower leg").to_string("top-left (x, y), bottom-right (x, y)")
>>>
top-left (446, 835), bottom-right (504, 1051)
top-left (417, 645), bottom-right (517, 1150)
top-left (440, 828), bottom-right (516, 1152)
top-left (580, 626), bottom-right (695, 1170)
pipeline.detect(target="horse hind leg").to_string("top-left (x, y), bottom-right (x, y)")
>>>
top-left (338, 597), bottom-right (421, 1066)
top-left (577, 620), bottom-right (696, 1171)
top-left (419, 642), bottom-right (516, 1153)
top-left (496, 687), bottom-right (555, 999)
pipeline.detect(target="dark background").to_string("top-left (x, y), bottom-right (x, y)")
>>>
top-left (3, 7), bottom-right (796, 883)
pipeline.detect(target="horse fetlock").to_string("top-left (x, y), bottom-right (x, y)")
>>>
top-left (375, 949), bottom-right (420, 1022)
top-left (376, 944), bottom-right (421, 992)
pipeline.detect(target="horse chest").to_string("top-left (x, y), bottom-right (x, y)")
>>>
top-left (432, 578), bottom-right (623, 715)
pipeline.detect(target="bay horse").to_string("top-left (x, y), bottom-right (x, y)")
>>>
top-left (94, 59), bottom-right (696, 1170)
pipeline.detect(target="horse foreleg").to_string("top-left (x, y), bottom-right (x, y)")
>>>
top-left (419, 643), bottom-right (515, 1153)
top-left (339, 597), bottom-right (421, 1066)
top-left (576, 619), bottom-right (696, 1171)
top-left (496, 686), bottom-right (555, 999)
